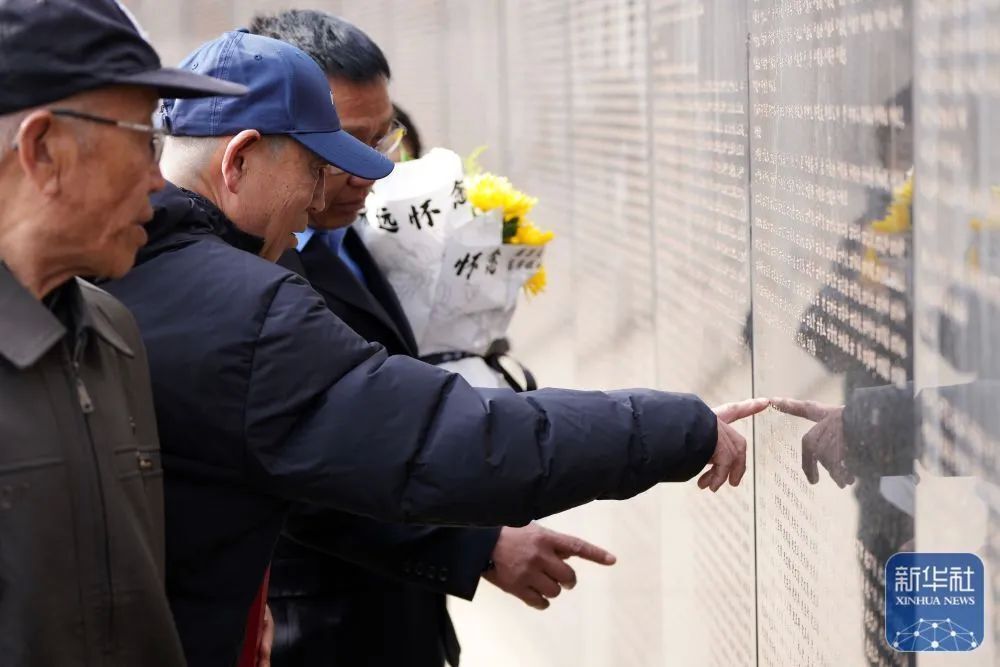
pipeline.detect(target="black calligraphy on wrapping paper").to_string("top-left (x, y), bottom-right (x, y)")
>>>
top-left (454, 252), bottom-right (483, 280)
top-left (451, 180), bottom-right (467, 209)
top-left (374, 207), bottom-right (399, 233)
top-left (408, 199), bottom-right (441, 230)
top-left (486, 249), bottom-right (501, 275)
top-left (507, 247), bottom-right (543, 271)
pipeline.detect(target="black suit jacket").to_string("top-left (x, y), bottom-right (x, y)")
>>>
top-left (269, 228), bottom-right (501, 667)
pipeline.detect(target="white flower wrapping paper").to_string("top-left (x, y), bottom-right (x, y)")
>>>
top-left (357, 148), bottom-right (544, 379)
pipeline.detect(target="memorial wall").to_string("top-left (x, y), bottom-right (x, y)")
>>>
top-left (124, 0), bottom-right (998, 664)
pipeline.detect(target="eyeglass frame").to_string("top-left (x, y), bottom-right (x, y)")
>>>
top-left (373, 118), bottom-right (406, 157)
top-left (323, 118), bottom-right (407, 177)
top-left (14, 109), bottom-right (402, 170)
top-left (48, 108), bottom-right (168, 163)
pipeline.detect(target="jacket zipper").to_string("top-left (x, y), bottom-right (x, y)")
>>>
top-left (67, 334), bottom-right (115, 653)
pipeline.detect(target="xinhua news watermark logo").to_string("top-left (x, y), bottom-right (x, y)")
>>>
top-left (885, 552), bottom-right (984, 652)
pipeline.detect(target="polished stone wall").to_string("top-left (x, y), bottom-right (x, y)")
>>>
top-left (123, 1), bottom-right (998, 664)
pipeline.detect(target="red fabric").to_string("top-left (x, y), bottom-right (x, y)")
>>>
top-left (238, 567), bottom-right (270, 667)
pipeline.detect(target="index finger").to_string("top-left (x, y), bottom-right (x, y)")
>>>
top-left (770, 397), bottom-right (834, 422)
top-left (714, 397), bottom-right (770, 423)
top-left (552, 534), bottom-right (617, 565)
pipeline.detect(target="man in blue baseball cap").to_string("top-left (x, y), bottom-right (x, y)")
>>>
top-left (0, 1), bottom-right (244, 664)
top-left (154, 29), bottom-right (394, 262)
top-left (102, 28), bottom-right (763, 667)
top-left (248, 12), bottom-right (619, 667)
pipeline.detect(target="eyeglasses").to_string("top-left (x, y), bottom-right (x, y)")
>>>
top-left (373, 118), bottom-right (406, 157)
top-left (50, 108), bottom-right (168, 163)
top-left (319, 118), bottom-right (408, 178)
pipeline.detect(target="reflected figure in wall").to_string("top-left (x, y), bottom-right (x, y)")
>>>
top-left (777, 83), bottom-right (1000, 663)
top-left (782, 83), bottom-right (916, 666)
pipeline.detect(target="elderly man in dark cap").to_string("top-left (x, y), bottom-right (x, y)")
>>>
top-left (0, 1), bottom-right (242, 665)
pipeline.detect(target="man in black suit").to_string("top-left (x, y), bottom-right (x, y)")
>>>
top-left (251, 11), bottom-right (618, 666)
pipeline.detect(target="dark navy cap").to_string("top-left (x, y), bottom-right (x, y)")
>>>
top-left (163, 30), bottom-right (394, 181)
top-left (0, 0), bottom-right (247, 114)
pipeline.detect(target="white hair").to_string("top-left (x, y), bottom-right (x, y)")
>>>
top-left (0, 111), bottom-right (28, 161)
top-left (159, 135), bottom-right (226, 181)
top-left (160, 133), bottom-right (293, 183)
top-left (0, 97), bottom-right (100, 163)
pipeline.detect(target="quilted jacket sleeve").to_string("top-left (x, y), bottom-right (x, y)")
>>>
top-left (243, 275), bottom-right (718, 527)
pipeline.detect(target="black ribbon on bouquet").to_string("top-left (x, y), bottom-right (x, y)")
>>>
top-left (420, 338), bottom-right (537, 393)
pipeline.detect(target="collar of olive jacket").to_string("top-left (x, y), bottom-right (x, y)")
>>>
top-left (0, 263), bottom-right (133, 370)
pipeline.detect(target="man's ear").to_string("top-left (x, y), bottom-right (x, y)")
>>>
top-left (15, 110), bottom-right (63, 196)
top-left (221, 129), bottom-right (263, 194)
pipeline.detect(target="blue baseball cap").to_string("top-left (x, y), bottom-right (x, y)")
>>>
top-left (162, 30), bottom-right (393, 180)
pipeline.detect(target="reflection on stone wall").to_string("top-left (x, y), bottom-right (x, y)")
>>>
top-left (750, 3), bottom-right (914, 665)
top-left (123, 0), bottom-right (998, 664)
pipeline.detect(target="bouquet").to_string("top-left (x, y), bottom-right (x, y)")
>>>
top-left (357, 147), bottom-right (553, 388)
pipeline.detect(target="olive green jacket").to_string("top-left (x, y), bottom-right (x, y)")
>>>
top-left (0, 265), bottom-right (184, 666)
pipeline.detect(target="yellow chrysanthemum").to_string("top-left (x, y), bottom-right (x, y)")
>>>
top-left (463, 148), bottom-right (554, 293)
top-left (508, 220), bottom-right (555, 246)
top-left (523, 266), bottom-right (548, 296)
top-left (871, 176), bottom-right (913, 233)
top-left (466, 173), bottom-right (538, 223)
